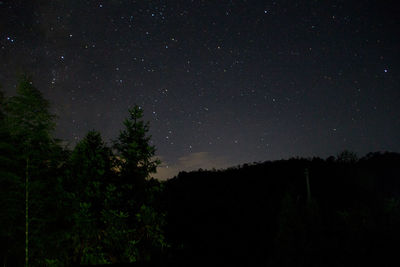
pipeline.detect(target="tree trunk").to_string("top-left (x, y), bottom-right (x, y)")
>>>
top-left (25, 157), bottom-right (29, 267)
top-left (305, 168), bottom-right (311, 204)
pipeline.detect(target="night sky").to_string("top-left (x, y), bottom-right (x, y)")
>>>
top-left (1, 0), bottom-right (399, 179)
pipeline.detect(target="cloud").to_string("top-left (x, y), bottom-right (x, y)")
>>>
top-left (153, 152), bottom-right (232, 180)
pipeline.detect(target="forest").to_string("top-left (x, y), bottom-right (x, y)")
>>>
top-left (1, 76), bottom-right (400, 266)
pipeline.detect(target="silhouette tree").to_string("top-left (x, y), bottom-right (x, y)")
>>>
top-left (0, 89), bottom-right (25, 266)
top-left (65, 130), bottom-right (114, 265)
top-left (336, 150), bottom-right (358, 163)
top-left (113, 105), bottom-right (160, 190)
top-left (111, 105), bottom-right (165, 262)
top-left (4, 75), bottom-right (58, 266)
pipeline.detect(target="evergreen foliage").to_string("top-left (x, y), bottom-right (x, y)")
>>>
top-left (64, 130), bottom-right (114, 265)
top-left (111, 106), bottom-right (165, 262)
top-left (0, 89), bottom-right (25, 266)
top-left (0, 78), bottom-right (167, 266)
top-left (2, 76), bottom-right (61, 266)
top-left (1, 77), bottom-right (400, 266)
top-left (113, 105), bottom-right (160, 189)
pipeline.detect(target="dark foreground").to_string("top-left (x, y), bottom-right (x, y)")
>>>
top-left (160, 152), bottom-right (400, 267)
top-left (86, 152), bottom-right (400, 267)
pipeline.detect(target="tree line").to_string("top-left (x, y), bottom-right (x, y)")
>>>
top-left (163, 151), bottom-right (400, 266)
top-left (1, 75), bottom-right (400, 267)
top-left (0, 76), bottom-right (167, 266)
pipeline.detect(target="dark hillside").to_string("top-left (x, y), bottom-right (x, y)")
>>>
top-left (162, 152), bottom-right (400, 266)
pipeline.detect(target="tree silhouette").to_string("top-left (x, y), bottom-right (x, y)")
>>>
top-left (111, 105), bottom-right (165, 262)
top-left (0, 89), bottom-right (24, 266)
top-left (336, 150), bottom-right (358, 163)
top-left (113, 105), bottom-right (160, 189)
top-left (65, 130), bottom-right (114, 265)
top-left (4, 75), bottom-right (57, 266)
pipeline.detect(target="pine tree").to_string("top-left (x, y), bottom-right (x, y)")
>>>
top-left (66, 130), bottom-right (113, 265)
top-left (0, 89), bottom-right (25, 266)
top-left (5, 75), bottom-right (57, 266)
top-left (111, 105), bottom-right (166, 262)
top-left (113, 105), bottom-right (160, 199)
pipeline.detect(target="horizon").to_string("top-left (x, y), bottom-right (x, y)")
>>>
top-left (1, 0), bottom-right (399, 180)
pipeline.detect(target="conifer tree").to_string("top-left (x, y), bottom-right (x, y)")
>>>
top-left (111, 105), bottom-right (166, 262)
top-left (5, 75), bottom-right (57, 266)
top-left (66, 130), bottom-right (113, 265)
top-left (113, 105), bottom-right (160, 204)
top-left (0, 89), bottom-right (25, 266)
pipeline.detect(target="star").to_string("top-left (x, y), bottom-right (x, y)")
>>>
top-left (1, 0), bottom-right (398, 181)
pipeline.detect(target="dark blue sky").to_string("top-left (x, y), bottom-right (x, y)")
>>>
top-left (1, 0), bottom-right (399, 179)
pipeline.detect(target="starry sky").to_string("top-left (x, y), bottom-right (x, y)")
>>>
top-left (1, 0), bottom-right (399, 179)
